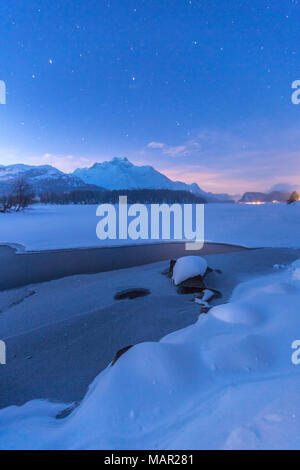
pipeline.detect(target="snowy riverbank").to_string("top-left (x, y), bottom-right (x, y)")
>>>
top-left (0, 248), bottom-right (300, 449)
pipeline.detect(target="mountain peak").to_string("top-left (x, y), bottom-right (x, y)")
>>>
top-left (91, 157), bottom-right (133, 170)
top-left (111, 156), bottom-right (133, 167)
top-left (74, 157), bottom-right (209, 195)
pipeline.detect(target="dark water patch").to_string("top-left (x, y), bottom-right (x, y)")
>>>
top-left (56, 401), bottom-right (80, 420)
top-left (114, 288), bottom-right (150, 300)
top-left (176, 275), bottom-right (205, 295)
top-left (0, 242), bottom-right (247, 291)
top-left (111, 345), bottom-right (134, 366)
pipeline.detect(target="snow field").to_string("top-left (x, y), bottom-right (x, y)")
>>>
top-left (0, 202), bottom-right (299, 251)
top-left (1, 258), bottom-right (300, 449)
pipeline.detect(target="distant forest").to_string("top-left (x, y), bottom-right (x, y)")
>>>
top-left (39, 188), bottom-right (207, 205)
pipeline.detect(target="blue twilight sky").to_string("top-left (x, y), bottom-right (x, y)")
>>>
top-left (0, 0), bottom-right (300, 193)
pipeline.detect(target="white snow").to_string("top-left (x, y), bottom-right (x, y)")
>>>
top-left (0, 259), bottom-right (300, 449)
top-left (0, 164), bottom-right (62, 181)
top-left (172, 256), bottom-right (207, 285)
top-left (73, 157), bottom-right (204, 194)
top-left (194, 289), bottom-right (215, 307)
top-left (0, 202), bottom-right (300, 251)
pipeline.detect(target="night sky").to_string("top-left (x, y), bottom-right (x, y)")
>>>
top-left (0, 0), bottom-right (300, 193)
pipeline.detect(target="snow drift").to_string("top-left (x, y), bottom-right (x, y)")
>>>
top-left (1, 260), bottom-right (300, 449)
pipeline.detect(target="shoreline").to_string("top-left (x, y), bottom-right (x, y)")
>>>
top-left (0, 239), bottom-right (250, 255)
top-left (0, 241), bottom-right (248, 291)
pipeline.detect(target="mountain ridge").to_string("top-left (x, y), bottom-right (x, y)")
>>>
top-left (0, 163), bottom-right (102, 195)
top-left (0, 158), bottom-right (235, 202)
top-left (73, 157), bottom-right (234, 202)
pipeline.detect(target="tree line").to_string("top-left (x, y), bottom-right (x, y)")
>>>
top-left (0, 179), bottom-right (35, 213)
top-left (39, 188), bottom-right (207, 204)
top-left (1, 180), bottom-right (299, 212)
top-left (287, 191), bottom-right (300, 204)
top-left (0, 182), bottom-right (207, 212)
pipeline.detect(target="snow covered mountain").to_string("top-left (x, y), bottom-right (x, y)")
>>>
top-left (73, 157), bottom-right (233, 202)
top-left (0, 159), bottom-right (234, 201)
top-left (0, 164), bottom-right (101, 195)
top-left (74, 157), bottom-right (195, 191)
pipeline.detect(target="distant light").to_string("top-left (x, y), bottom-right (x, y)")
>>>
top-left (242, 201), bottom-right (265, 205)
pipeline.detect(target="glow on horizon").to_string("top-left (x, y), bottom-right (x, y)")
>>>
top-left (0, 149), bottom-right (299, 195)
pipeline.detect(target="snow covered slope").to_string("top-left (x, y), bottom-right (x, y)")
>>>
top-left (73, 157), bottom-right (200, 192)
top-left (73, 157), bottom-right (232, 201)
top-left (0, 164), bottom-right (101, 195)
top-left (0, 259), bottom-right (300, 449)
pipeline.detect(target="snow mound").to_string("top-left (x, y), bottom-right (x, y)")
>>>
top-left (1, 260), bottom-right (300, 449)
top-left (211, 302), bottom-right (264, 326)
top-left (172, 256), bottom-right (208, 285)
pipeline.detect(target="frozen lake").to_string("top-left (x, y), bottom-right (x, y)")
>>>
top-left (0, 202), bottom-right (299, 251)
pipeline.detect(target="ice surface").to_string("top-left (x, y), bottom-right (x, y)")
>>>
top-left (0, 202), bottom-right (299, 251)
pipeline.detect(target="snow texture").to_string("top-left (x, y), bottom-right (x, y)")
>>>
top-left (0, 259), bottom-right (300, 449)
